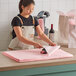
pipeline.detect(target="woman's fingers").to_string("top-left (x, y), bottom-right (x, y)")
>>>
top-left (34, 43), bottom-right (43, 48)
top-left (49, 43), bottom-right (56, 46)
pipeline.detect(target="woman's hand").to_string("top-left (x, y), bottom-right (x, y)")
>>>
top-left (49, 42), bottom-right (56, 46)
top-left (34, 43), bottom-right (43, 48)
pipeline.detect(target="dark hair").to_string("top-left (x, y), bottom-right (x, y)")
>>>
top-left (19, 0), bottom-right (35, 13)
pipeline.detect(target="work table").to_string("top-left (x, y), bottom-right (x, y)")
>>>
top-left (0, 38), bottom-right (76, 76)
top-left (0, 47), bottom-right (76, 70)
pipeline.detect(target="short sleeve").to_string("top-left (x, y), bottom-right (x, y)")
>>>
top-left (11, 17), bottom-right (22, 27)
top-left (34, 18), bottom-right (39, 27)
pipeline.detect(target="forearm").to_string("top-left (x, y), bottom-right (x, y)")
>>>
top-left (13, 26), bottom-right (37, 46)
top-left (39, 33), bottom-right (53, 44)
top-left (18, 36), bottom-right (36, 46)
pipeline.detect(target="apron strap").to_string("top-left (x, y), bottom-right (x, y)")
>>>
top-left (16, 16), bottom-right (23, 25)
top-left (32, 16), bottom-right (35, 25)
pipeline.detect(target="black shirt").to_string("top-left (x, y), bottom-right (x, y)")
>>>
top-left (11, 14), bottom-right (39, 39)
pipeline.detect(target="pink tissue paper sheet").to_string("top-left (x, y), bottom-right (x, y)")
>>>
top-left (38, 19), bottom-right (44, 32)
top-left (2, 46), bottom-right (73, 62)
top-left (37, 19), bottom-right (44, 39)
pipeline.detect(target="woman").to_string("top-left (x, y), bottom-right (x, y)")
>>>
top-left (8, 0), bottom-right (56, 50)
